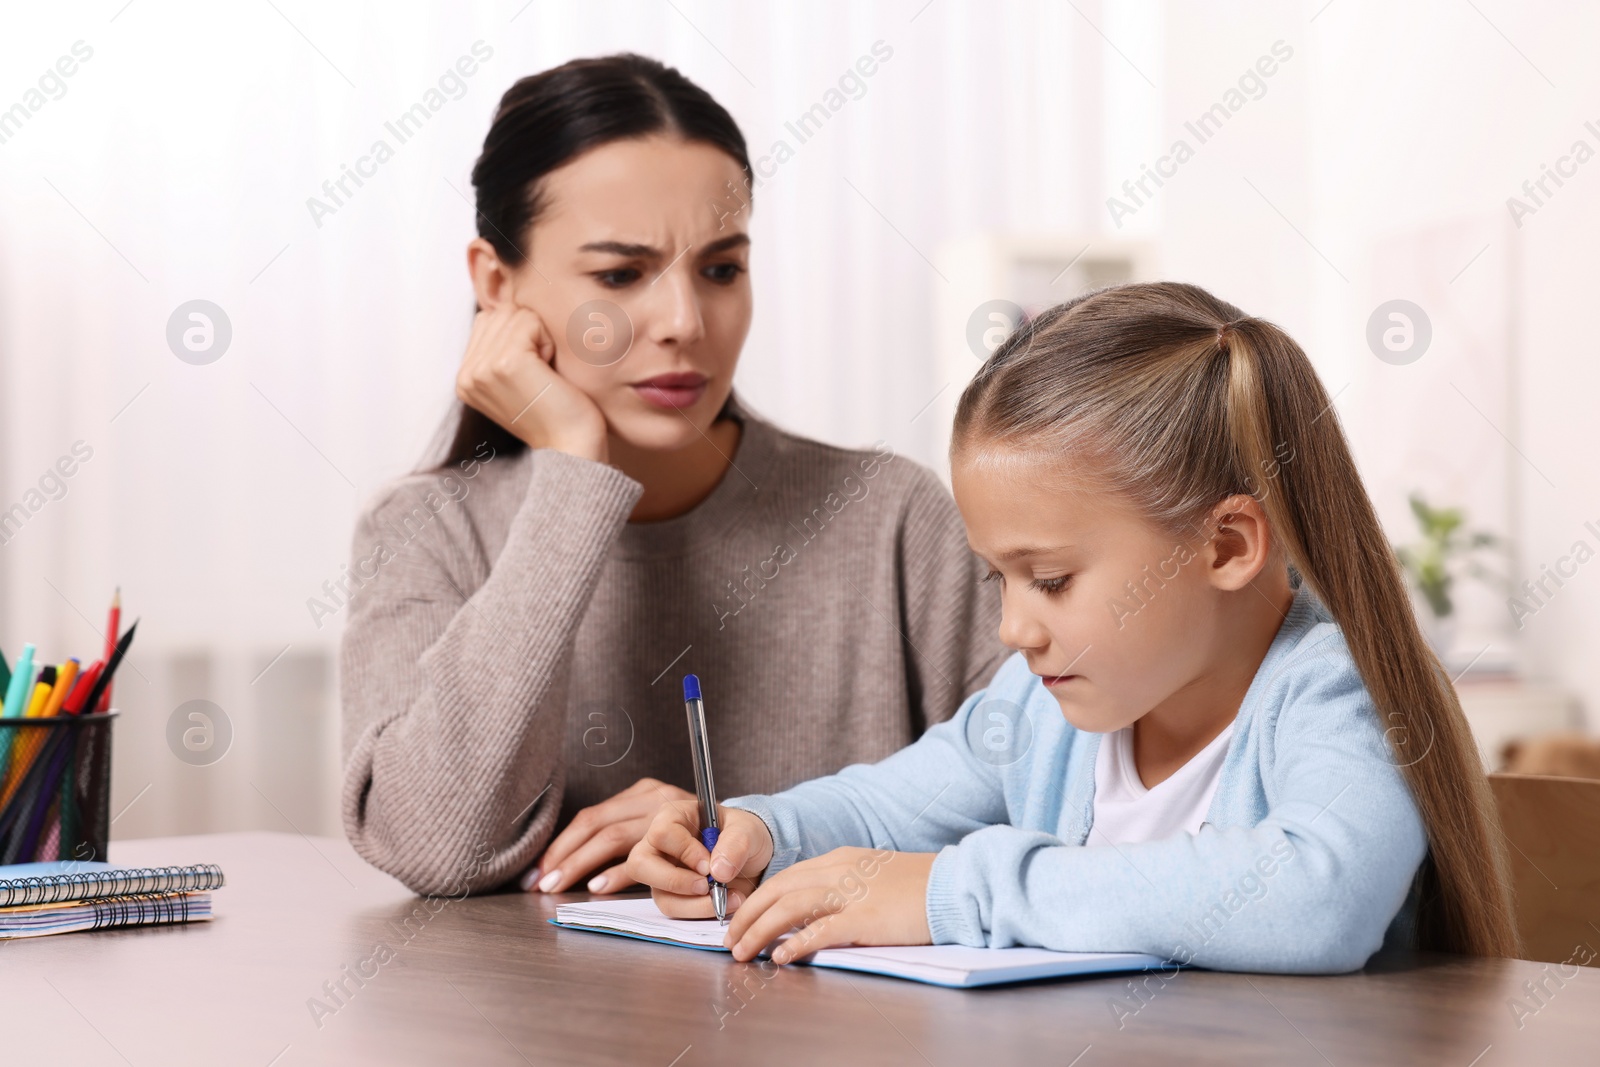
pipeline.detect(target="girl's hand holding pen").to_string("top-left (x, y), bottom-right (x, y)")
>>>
top-left (628, 803), bottom-right (937, 964)
top-left (628, 800), bottom-right (771, 918)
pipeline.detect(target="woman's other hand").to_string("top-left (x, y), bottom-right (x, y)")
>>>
top-left (522, 777), bottom-right (693, 894)
top-left (456, 303), bottom-right (608, 462)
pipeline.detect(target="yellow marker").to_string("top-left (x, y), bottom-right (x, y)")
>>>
top-left (39, 659), bottom-right (78, 717)
top-left (23, 677), bottom-right (53, 718)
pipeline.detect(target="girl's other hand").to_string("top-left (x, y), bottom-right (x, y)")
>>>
top-left (522, 777), bottom-right (693, 895)
top-left (722, 848), bottom-right (937, 964)
top-left (455, 304), bottom-right (608, 462)
top-left (626, 801), bottom-right (773, 917)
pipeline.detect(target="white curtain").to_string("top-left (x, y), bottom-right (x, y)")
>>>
top-left (6, 0), bottom-right (1593, 841)
top-left (0, 0), bottom-right (1143, 838)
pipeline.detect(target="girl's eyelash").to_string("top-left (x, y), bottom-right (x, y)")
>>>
top-left (981, 570), bottom-right (1072, 594)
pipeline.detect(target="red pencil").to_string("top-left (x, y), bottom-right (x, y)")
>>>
top-left (98, 588), bottom-right (119, 713)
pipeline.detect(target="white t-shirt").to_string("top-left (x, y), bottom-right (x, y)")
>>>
top-left (1089, 722), bottom-right (1235, 847)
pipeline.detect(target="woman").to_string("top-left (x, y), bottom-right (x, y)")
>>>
top-left (339, 54), bottom-right (1004, 897)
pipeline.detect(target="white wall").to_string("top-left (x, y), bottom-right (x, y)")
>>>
top-left (1140, 2), bottom-right (1599, 718)
top-left (1314, 2), bottom-right (1598, 713)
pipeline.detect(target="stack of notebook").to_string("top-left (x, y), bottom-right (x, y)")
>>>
top-left (0, 860), bottom-right (223, 938)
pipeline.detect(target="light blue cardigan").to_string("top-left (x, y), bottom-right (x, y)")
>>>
top-left (725, 586), bottom-right (1429, 974)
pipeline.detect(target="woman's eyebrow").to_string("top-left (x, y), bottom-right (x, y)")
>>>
top-left (700, 234), bottom-right (751, 255)
top-left (578, 240), bottom-right (660, 258)
top-left (577, 234), bottom-right (750, 259)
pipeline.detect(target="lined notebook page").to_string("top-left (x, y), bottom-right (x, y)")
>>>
top-left (555, 897), bottom-right (728, 948)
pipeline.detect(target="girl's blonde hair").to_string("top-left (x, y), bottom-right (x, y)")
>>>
top-left (952, 281), bottom-right (1518, 958)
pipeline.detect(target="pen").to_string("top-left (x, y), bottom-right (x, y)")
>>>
top-left (682, 674), bottom-right (727, 924)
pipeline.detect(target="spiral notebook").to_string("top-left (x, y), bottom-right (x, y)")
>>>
top-left (0, 891), bottom-right (213, 938)
top-left (551, 897), bottom-right (1167, 988)
top-left (0, 861), bottom-right (224, 907)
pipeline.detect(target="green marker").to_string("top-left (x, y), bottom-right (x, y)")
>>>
top-left (2, 644), bottom-right (34, 718)
top-left (0, 643), bottom-right (34, 777)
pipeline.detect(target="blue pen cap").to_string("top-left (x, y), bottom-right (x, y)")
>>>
top-left (683, 674), bottom-right (701, 701)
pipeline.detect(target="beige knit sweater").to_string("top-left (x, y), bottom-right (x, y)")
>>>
top-left (339, 405), bottom-right (1005, 895)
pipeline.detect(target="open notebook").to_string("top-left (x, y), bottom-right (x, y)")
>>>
top-left (551, 897), bottom-right (1167, 988)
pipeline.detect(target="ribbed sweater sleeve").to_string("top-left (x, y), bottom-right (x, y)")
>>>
top-left (339, 451), bottom-right (642, 896)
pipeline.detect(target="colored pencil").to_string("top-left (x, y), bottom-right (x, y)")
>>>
top-left (98, 589), bottom-right (120, 713)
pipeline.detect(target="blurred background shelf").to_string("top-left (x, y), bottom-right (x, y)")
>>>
top-left (1458, 679), bottom-right (1581, 771)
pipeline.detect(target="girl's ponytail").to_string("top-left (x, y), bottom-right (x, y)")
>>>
top-left (956, 282), bottom-right (1520, 957)
top-left (1220, 320), bottom-right (1518, 958)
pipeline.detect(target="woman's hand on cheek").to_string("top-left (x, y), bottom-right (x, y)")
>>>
top-left (456, 304), bottom-right (609, 462)
top-left (723, 848), bottom-right (936, 964)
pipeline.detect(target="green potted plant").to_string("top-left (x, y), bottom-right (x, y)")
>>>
top-left (1393, 492), bottom-right (1503, 658)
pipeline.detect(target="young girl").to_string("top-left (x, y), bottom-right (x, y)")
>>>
top-left (627, 282), bottom-right (1518, 973)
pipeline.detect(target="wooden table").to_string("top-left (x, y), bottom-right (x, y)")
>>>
top-left (1, 832), bottom-right (1594, 1065)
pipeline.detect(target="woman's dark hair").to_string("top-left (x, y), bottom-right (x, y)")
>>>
top-left (429, 53), bottom-right (752, 470)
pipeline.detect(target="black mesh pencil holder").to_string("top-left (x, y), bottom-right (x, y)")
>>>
top-left (0, 711), bottom-right (117, 866)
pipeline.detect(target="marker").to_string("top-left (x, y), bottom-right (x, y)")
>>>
top-left (682, 674), bottom-right (727, 924)
top-left (1, 644), bottom-right (33, 718)
top-left (39, 659), bottom-right (78, 717)
top-left (23, 666), bottom-right (56, 718)
top-left (65, 661), bottom-right (104, 715)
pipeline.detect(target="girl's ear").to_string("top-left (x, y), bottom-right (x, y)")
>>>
top-left (1202, 493), bottom-right (1274, 592)
top-left (467, 237), bottom-right (516, 311)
